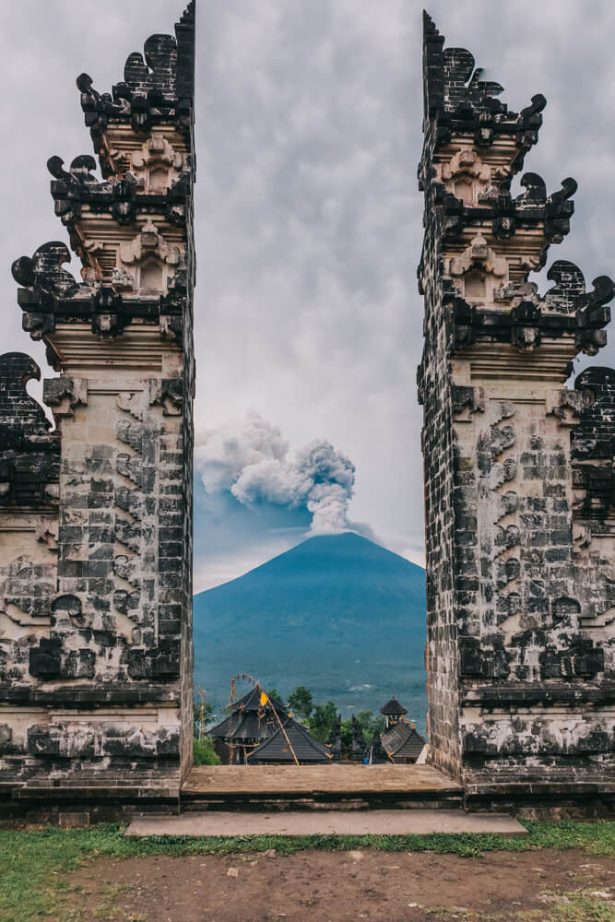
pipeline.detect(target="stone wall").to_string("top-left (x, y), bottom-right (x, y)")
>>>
top-left (419, 14), bottom-right (614, 802)
top-left (0, 3), bottom-right (195, 810)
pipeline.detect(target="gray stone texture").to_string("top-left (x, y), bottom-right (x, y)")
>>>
top-left (0, 3), bottom-right (195, 806)
top-left (419, 14), bottom-right (614, 802)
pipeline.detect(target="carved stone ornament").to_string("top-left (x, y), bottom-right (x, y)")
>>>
top-left (436, 149), bottom-right (505, 205)
top-left (119, 221), bottom-right (182, 293)
top-left (131, 134), bottom-right (187, 191)
top-left (43, 377), bottom-right (88, 419)
top-left (448, 235), bottom-right (508, 303)
top-left (546, 388), bottom-right (591, 427)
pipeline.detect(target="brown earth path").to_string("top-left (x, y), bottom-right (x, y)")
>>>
top-left (63, 847), bottom-right (615, 922)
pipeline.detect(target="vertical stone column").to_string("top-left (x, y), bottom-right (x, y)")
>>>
top-left (419, 15), bottom-right (614, 806)
top-left (0, 3), bottom-right (195, 813)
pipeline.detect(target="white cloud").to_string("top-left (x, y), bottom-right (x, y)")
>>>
top-left (196, 413), bottom-right (356, 533)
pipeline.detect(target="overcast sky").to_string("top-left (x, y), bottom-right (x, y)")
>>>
top-left (2, 1), bottom-right (614, 590)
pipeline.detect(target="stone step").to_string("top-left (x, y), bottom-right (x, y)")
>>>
top-left (181, 791), bottom-right (463, 812)
top-left (126, 809), bottom-right (527, 838)
top-left (181, 763), bottom-right (463, 812)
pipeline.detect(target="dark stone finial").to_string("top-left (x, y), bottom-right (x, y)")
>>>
top-left (179, 0), bottom-right (195, 27)
top-left (0, 352), bottom-right (48, 439)
top-left (11, 242), bottom-right (78, 298)
top-left (517, 172), bottom-right (547, 203)
top-left (0, 352), bottom-right (59, 486)
top-left (544, 260), bottom-right (586, 314)
top-left (549, 177), bottom-right (577, 205)
top-left (422, 14), bottom-right (544, 146)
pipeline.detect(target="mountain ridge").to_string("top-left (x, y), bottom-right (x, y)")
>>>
top-left (193, 532), bottom-right (427, 728)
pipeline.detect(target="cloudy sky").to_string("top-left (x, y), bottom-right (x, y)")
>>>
top-left (2, 0), bottom-right (614, 590)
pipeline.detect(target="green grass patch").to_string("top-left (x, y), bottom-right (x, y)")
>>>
top-left (1, 820), bottom-right (614, 922)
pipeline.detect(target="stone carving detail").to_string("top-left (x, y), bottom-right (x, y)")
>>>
top-left (118, 221), bottom-right (182, 293)
top-left (451, 385), bottom-right (484, 422)
top-left (448, 235), bottom-right (508, 304)
top-left (43, 377), bottom-right (88, 419)
top-left (131, 134), bottom-right (188, 191)
top-left (150, 378), bottom-right (183, 416)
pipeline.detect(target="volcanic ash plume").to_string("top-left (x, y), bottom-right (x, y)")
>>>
top-left (195, 413), bottom-right (356, 533)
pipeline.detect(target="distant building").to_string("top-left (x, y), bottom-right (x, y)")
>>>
top-left (378, 697), bottom-right (426, 764)
top-left (248, 718), bottom-right (331, 765)
top-left (379, 697), bottom-right (408, 728)
top-left (208, 686), bottom-right (288, 764)
top-left (380, 722), bottom-right (426, 764)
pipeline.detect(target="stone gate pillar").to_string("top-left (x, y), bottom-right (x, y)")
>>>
top-left (0, 3), bottom-right (195, 815)
top-left (419, 14), bottom-right (614, 808)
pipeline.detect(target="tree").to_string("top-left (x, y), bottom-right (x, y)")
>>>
top-left (288, 686), bottom-right (314, 721)
top-left (355, 710), bottom-right (386, 739)
top-left (308, 701), bottom-right (338, 743)
top-left (193, 737), bottom-right (221, 766)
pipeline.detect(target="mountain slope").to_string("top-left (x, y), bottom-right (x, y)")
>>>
top-left (193, 533), bottom-right (427, 724)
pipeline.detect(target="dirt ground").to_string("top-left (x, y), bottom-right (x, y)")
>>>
top-left (63, 848), bottom-right (615, 922)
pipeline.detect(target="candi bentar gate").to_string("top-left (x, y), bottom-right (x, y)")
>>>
top-left (0, 6), bottom-right (612, 817)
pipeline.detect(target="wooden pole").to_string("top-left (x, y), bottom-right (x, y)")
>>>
top-left (267, 696), bottom-right (300, 766)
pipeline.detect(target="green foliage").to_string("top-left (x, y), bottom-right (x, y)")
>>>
top-left (288, 685), bottom-right (314, 720)
top-left (337, 710), bottom-right (386, 752)
top-left (192, 737), bottom-right (221, 766)
top-left (286, 684), bottom-right (386, 755)
top-left (1, 821), bottom-right (615, 920)
top-left (308, 701), bottom-right (338, 742)
top-left (355, 710), bottom-right (386, 738)
top-left (192, 696), bottom-right (215, 737)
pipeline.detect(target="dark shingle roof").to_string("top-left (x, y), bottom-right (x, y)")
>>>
top-left (380, 722), bottom-right (425, 760)
top-left (209, 686), bottom-right (288, 742)
top-left (231, 686), bottom-right (288, 715)
top-left (208, 710), bottom-right (276, 743)
top-left (379, 697), bottom-right (408, 717)
top-left (248, 718), bottom-right (331, 764)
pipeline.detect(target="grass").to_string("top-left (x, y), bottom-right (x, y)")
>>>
top-left (0, 820), bottom-right (614, 922)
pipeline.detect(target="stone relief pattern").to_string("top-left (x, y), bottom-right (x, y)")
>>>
top-left (0, 353), bottom-right (60, 697)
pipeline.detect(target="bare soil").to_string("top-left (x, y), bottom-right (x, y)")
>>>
top-left (63, 848), bottom-right (615, 921)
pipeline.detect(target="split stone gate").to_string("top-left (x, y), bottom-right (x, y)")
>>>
top-left (0, 7), bottom-right (612, 815)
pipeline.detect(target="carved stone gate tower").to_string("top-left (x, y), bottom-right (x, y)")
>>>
top-left (0, 4), bottom-right (195, 812)
top-left (419, 15), bottom-right (614, 806)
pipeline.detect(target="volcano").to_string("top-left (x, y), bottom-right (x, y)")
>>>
top-left (193, 532), bottom-right (427, 727)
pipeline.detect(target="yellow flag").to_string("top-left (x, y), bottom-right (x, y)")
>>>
top-left (259, 690), bottom-right (269, 707)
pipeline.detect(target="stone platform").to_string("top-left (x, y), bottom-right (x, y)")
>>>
top-left (127, 808), bottom-right (526, 837)
top-left (181, 764), bottom-right (463, 812)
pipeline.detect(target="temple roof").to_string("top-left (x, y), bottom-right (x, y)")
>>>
top-left (208, 709), bottom-right (276, 743)
top-left (379, 697), bottom-right (407, 717)
top-left (247, 718), bottom-right (331, 764)
top-left (380, 723), bottom-right (426, 761)
top-left (231, 686), bottom-right (288, 715)
top-left (208, 685), bottom-right (289, 742)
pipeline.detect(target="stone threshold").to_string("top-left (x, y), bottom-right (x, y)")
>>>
top-left (126, 809), bottom-right (527, 838)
